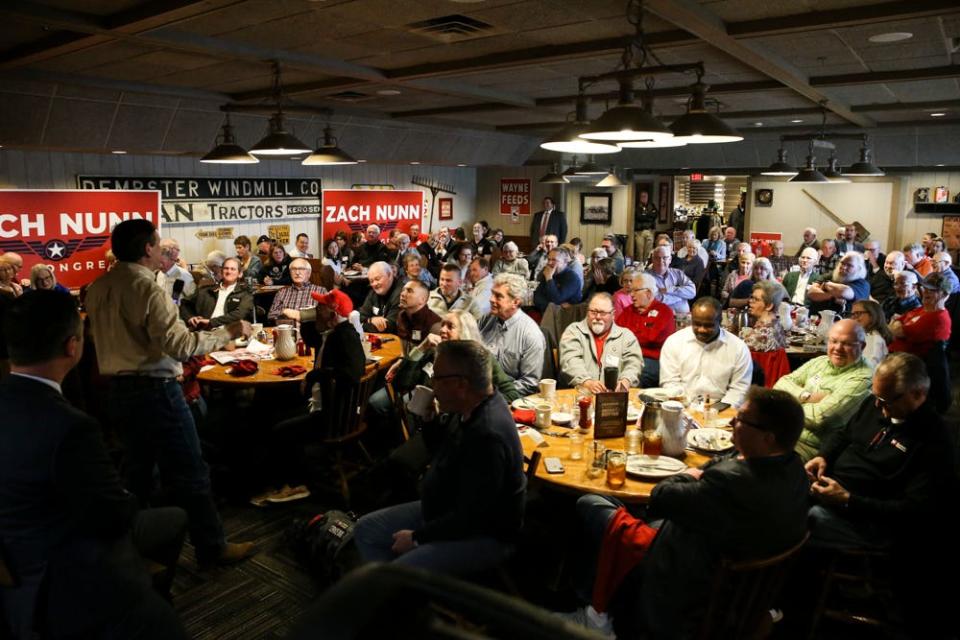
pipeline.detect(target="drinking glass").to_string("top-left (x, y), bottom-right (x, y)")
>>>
top-left (606, 451), bottom-right (627, 489)
top-left (568, 431), bottom-right (584, 461)
top-left (641, 429), bottom-right (662, 457)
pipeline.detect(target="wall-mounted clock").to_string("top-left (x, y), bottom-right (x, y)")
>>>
top-left (755, 188), bottom-right (774, 206)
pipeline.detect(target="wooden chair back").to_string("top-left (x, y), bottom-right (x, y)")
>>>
top-left (697, 531), bottom-right (810, 640)
top-left (307, 258), bottom-right (325, 286)
top-left (317, 264), bottom-right (336, 291)
top-left (322, 370), bottom-right (379, 444)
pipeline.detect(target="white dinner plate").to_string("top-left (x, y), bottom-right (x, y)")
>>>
top-left (626, 454), bottom-right (687, 479)
top-left (687, 428), bottom-right (734, 453)
top-left (511, 397), bottom-right (540, 411)
top-left (551, 411), bottom-right (573, 425)
top-left (342, 270), bottom-right (361, 277)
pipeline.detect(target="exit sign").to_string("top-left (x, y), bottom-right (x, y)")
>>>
top-left (690, 172), bottom-right (704, 182)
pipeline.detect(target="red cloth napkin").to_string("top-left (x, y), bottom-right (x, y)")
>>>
top-left (272, 365), bottom-right (307, 377)
top-left (512, 408), bottom-right (536, 425)
top-left (591, 507), bottom-right (659, 613)
top-left (367, 334), bottom-right (382, 351)
top-left (228, 359), bottom-right (259, 376)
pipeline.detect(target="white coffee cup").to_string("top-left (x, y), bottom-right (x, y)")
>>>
top-left (406, 385), bottom-right (435, 418)
top-left (539, 378), bottom-right (557, 400)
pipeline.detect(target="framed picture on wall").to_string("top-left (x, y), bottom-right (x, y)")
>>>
top-left (580, 192), bottom-right (613, 224)
top-left (438, 197), bottom-right (453, 221)
top-left (658, 179), bottom-right (670, 224)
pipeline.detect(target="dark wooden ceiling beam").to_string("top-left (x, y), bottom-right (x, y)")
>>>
top-left (812, 64), bottom-right (960, 86)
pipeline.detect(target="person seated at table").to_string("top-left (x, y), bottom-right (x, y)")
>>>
top-left (559, 292), bottom-right (642, 392)
top-left (478, 274), bottom-right (544, 396)
top-left (466, 256), bottom-right (494, 316)
top-left (287, 232), bottom-right (313, 259)
top-left (533, 248), bottom-right (581, 312)
top-left (817, 239), bottom-right (839, 276)
top-left (255, 234), bottom-right (272, 265)
top-left (0, 258), bottom-right (23, 299)
top-left (722, 226), bottom-right (740, 261)
top-left (612, 268), bottom-right (638, 317)
top-left (647, 246), bottom-right (697, 315)
top-left (862, 239), bottom-right (885, 277)
top-left (560, 242), bottom-right (585, 291)
top-left (582, 257), bottom-right (619, 301)
top-left (470, 222), bottom-right (495, 257)
top-left (767, 240), bottom-right (795, 278)
top-left (334, 230), bottom-right (354, 266)
top-left (156, 238), bottom-right (196, 300)
top-left (427, 263), bottom-right (482, 321)
top-left (353, 340), bottom-right (525, 575)
top-left (921, 232), bottom-right (940, 257)
top-left (773, 319), bottom-right (873, 461)
top-left (234, 235), bottom-right (261, 281)
top-left (783, 247), bottom-right (820, 307)
top-left (728, 256), bottom-right (775, 309)
top-left (645, 236), bottom-right (683, 270)
top-left (932, 251), bottom-right (960, 294)
top-left (616, 272), bottom-right (675, 388)
top-left (400, 251), bottom-right (436, 290)
top-left (450, 243), bottom-right (474, 281)
top-left (703, 225), bottom-right (726, 266)
top-left (600, 235), bottom-right (626, 275)
top-left (396, 280), bottom-right (442, 353)
top-left (351, 224), bottom-right (390, 269)
top-left (253, 289), bottom-right (366, 506)
top-left (29, 263), bottom-right (71, 295)
top-left (849, 299), bottom-right (891, 369)
top-left (0, 290), bottom-right (190, 639)
top-left (868, 250), bottom-right (904, 305)
top-left (836, 223), bottom-right (863, 255)
top-left (904, 242), bottom-right (932, 277)
top-left (807, 252), bottom-right (870, 315)
top-left (386, 309), bottom-right (520, 402)
top-left (356, 261), bottom-right (402, 333)
top-left (889, 271), bottom-right (952, 358)
top-left (182, 257), bottom-right (254, 329)
top-left (322, 238), bottom-right (344, 276)
top-left (881, 269), bottom-right (921, 320)
top-left (743, 280), bottom-right (788, 353)
top-left (270, 258), bottom-right (328, 325)
top-left (258, 241), bottom-right (292, 286)
top-left (527, 233), bottom-right (558, 281)
top-left (660, 296), bottom-right (752, 407)
top-left (675, 230), bottom-right (708, 266)
top-left (795, 226), bottom-right (820, 257)
top-left (720, 251), bottom-right (754, 307)
top-left (565, 386), bottom-right (809, 638)
top-left (492, 241), bottom-right (530, 279)
top-left (192, 250), bottom-right (226, 289)
top-left (678, 237), bottom-right (706, 289)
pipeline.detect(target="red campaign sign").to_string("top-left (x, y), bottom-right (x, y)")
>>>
top-left (500, 178), bottom-right (531, 215)
top-left (749, 231), bottom-right (782, 258)
top-left (0, 189), bottom-right (161, 289)
top-left (321, 189), bottom-right (423, 241)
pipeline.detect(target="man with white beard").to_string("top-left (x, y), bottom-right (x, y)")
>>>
top-left (558, 292), bottom-right (643, 393)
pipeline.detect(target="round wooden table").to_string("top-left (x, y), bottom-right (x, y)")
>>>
top-left (197, 332), bottom-right (403, 387)
top-left (520, 388), bottom-right (735, 503)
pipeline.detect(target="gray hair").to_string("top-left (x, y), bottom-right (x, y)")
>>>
top-left (29, 263), bottom-right (56, 289)
top-left (752, 257), bottom-right (775, 281)
top-left (368, 261), bottom-right (392, 278)
top-left (894, 270), bottom-right (918, 286)
top-left (835, 251), bottom-right (867, 281)
top-left (752, 280), bottom-right (786, 308)
top-left (503, 241), bottom-right (518, 253)
top-left (493, 272), bottom-right (526, 301)
top-left (436, 340), bottom-right (492, 394)
top-left (446, 309), bottom-right (483, 343)
top-left (634, 271), bottom-right (657, 291)
top-left (904, 242), bottom-right (923, 255)
top-left (589, 292), bottom-right (614, 310)
top-left (652, 245), bottom-right (672, 257)
top-left (877, 352), bottom-right (931, 394)
top-left (158, 238), bottom-right (180, 259)
top-left (366, 224), bottom-right (381, 235)
top-left (934, 251), bottom-right (952, 266)
top-left (205, 250), bottom-right (226, 267)
top-left (290, 257), bottom-right (311, 272)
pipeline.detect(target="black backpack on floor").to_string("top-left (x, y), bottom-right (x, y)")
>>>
top-left (286, 510), bottom-right (359, 585)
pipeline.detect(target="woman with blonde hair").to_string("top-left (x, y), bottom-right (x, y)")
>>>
top-left (29, 263), bottom-right (71, 294)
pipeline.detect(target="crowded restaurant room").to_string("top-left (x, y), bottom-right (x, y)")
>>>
top-left (2, 0), bottom-right (960, 638)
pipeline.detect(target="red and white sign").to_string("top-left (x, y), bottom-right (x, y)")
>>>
top-left (500, 178), bottom-right (531, 216)
top-left (749, 231), bottom-right (782, 258)
top-left (0, 189), bottom-right (161, 289)
top-left (321, 189), bottom-right (423, 241)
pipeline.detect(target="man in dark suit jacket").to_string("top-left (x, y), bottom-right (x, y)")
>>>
top-left (529, 197), bottom-right (567, 248)
top-left (0, 291), bottom-right (188, 639)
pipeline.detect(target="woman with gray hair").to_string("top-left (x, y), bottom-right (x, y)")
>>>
top-left (808, 251), bottom-right (870, 315)
top-left (743, 279), bottom-right (791, 386)
top-left (492, 241), bottom-right (530, 279)
top-left (728, 256), bottom-right (773, 308)
top-left (29, 263), bottom-right (71, 294)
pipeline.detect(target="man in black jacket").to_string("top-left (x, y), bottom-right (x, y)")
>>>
top-left (182, 256), bottom-right (253, 328)
top-left (353, 340), bottom-right (525, 575)
top-left (359, 261), bottom-right (402, 333)
top-left (351, 224), bottom-right (390, 269)
top-left (0, 291), bottom-right (188, 639)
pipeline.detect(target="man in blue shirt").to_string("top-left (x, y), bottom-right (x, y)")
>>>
top-left (533, 248), bottom-right (582, 311)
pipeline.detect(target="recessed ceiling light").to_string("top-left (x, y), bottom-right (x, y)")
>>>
top-left (357, 159), bottom-right (367, 163)
top-left (410, 161), bottom-right (420, 165)
top-left (457, 163), bottom-right (467, 167)
top-left (754, 122), bottom-right (763, 126)
top-left (111, 150), bottom-right (127, 154)
top-left (936, 163), bottom-right (945, 167)
top-left (868, 32), bottom-right (913, 43)
top-left (930, 112), bottom-right (947, 117)
top-left (377, 89), bottom-right (402, 96)
top-left (791, 119), bottom-right (804, 123)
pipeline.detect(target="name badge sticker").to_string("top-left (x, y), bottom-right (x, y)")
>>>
top-left (412, 329), bottom-right (422, 341)
top-left (373, 306), bottom-right (380, 315)
top-left (649, 310), bottom-right (658, 317)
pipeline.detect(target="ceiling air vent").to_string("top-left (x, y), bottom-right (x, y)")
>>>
top-left (327, 91), bottom-right (372, 102)
top-left (407, 14), bottom-right (494, 41)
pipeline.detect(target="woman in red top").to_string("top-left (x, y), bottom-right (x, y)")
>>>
top-left (889, 271), bottom-right (952, 357)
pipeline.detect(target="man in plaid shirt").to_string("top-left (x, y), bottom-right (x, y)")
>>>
top-left (269, 258), bottom-right (327, 324)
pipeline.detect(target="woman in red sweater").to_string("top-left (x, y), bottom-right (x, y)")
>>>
top-left (889, 271), bottom-right (952, 357)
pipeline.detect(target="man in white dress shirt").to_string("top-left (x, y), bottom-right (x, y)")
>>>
top-left (658, 297), bottom-right (753, 408)
top-left (156, 238), bottom-right (195, 300)
top-left (288, 233), bottom-right (314, 259)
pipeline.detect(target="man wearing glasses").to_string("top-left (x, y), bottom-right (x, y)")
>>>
top-left (774, 319), bottom-right (873, 461)
top-left (270, 258), bottom-right (327, 324)
top-left (615, 272), bottom-right (675, 388)
top-left (559, 292), bottom-right (643, 392)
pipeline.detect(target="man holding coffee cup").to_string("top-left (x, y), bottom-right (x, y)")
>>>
top-left (353, 340), bottom-right (526, 575)
top-left (559, 293), bottom-right (643, 393)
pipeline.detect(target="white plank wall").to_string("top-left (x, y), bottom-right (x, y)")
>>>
top-left (0, 150), bottom-right (477, 264)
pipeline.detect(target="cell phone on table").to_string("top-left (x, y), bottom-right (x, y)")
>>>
top-left (709, 401), bottom-right (730, 413)
top-left (544, 457), bottom-right (565, 474)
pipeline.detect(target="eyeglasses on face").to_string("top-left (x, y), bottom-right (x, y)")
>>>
top-left (587, 308), bottom-right (613, 316)
top-left (731, 414), bottom-right (766, 431)
top-left (875, 391), bottom-right (905, 406)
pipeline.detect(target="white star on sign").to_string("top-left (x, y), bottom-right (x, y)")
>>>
top-left (48, 242), bottom-right (65, 258)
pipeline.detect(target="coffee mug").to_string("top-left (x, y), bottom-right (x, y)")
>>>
top-left (406, 385), bottom-right (435, 418)
top-left (539, 378), bottom-right (557, 400)
top-left (535, 403), bottom-right (552, 429)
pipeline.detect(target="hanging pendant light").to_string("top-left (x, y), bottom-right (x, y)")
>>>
top-left (596, 168), bottom-right (625, 187)
top-left (789, 147), bottom-right (829, 183)
top-left (822, 154), bottom-right (849, 183)
top-left (201, 115), bottom-right (258, 164)
top-left (303, 124), bottom-right (357, 165)
top-left (539, 163), bottom-right (569, 184)
top-left (540, 93), bottom-right (621, 154)
top-left (580, 78), bottom-right (674, 142)
top-left (761, 147), bottom-right (797, 176)
top-left (845, 143), bottom-right (884, 176)
top-left (619, 92), bottom-right (688, 149)
top-left (249, 113), bottom-right (311, 156)
top-left (670, 76), bottom-right (743, 144)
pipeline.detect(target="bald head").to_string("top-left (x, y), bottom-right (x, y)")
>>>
top-left (884, 251), bottom-right (905, 276)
